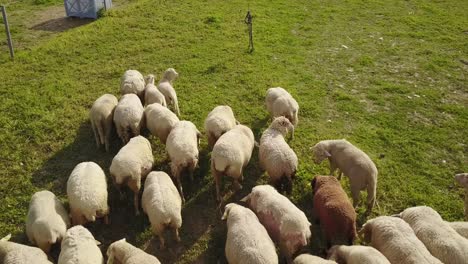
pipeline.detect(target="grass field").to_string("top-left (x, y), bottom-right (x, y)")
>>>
top-left (0, 0), bottom-right (467, 263)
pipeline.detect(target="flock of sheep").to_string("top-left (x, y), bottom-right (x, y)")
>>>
top-left (1, 67), bottom-right (468, 264)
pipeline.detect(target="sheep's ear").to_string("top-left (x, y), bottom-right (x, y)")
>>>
top-left (240, 193), bottom-right (251, 204)
top-left (235, 120), bottom-right (240, 125)
top-left (221, 206), bottom-right (231, 220)
top-left (95, 239), bottom-right (102, 245)
top-left (324, 150), bottom-right (331, 157)
top-left (1, 234), bottom-right (11, 241)
top-left (254, 141), bottom-right (260, 148)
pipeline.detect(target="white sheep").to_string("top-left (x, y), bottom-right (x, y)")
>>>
top-left (0, 234), bottom-right (52, 264)
top-left (359, 216), bottom-right (442, 264)
top-left (399, 206), bottom-right (468, 264)
top-left (144, 74), bottom-right (167, 107)
top-left (328, 245), bottom-right (390, 264)
top-left (166, 120), bottom-right (201, 203)
top-left (455, 172), bottom-right (468, 220)
top-left (67, 162), bottom-right (109, 225)
top-left (448, 221), bottom-right (468, 239)
top-left (259, 116), bottom-right (297, 194)
top-left (311, 139), bottom-right (377, 212)
top-left (242, 185), bottom-right (311, 263)
top-left (113, 93), bottom-right (145, 144)
top-left (144, 103), bottom-right (179, 144)
top-left (293, 254), bottom-right (336, 264)
top-left (211, 124), bottom-right (255, 202)
top-left (120, 69), bottom-right (146, 101)
top-left (90, 94), bottom-right (118, 152)
top-left (204, 105), bottom-right (237, 148)
top-left (142, 171), bottom-right (182, 249)
top-left (58, 225), bottom-right (104, 264)
top-left (157, 68), bottom-right (180, 116)
top-left (265, 87), bottom-right (299, 137)
top-left (222, 203), bottom-right (278, 264)
top-left (106, 238), bottom-right (161, 264)
top-left (26, 190), bottom-right (70, 253)
top-left (110, 135), bottom-right (154, 215)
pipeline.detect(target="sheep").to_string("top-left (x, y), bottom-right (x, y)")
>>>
top-left (166, 120), bottom-right (201, 203)
top-left (327, 245), bottom-right (390, 264)
top-left (144, 74), bottom-right (167, 107)
top-left (259, 116), bottom-right (297, 194)
top-left (110, 135), bottom-right (154, 215)
top-left (455, 172), bottom-right (468, 220)
top-left (120, 69), bottom-right (146, 101)
top-left (157, 68), bottom-right (180, 116)
top-left (311, 176), bottom-right (356, 247)
top-left (293, 254), bottom-right (337, 264)
top-left (113, 93), bottom-right (145, 144)
top-left (265, 87), bottom-right (299, 137)
top-left (242, 185), bottom-right (311, 263)
top-left (144, 103), bottom-right (179, 144)
top-left (204, 105), bottom-right (238, 148)
top-left (359, 216), bottom-right (442, 264)
top-left (222, 203), bottom-right (278, 264)
top-left (58, 225), bottom-right (104, 264)
top-left (211, 124), bottom-right (255, 202)
top-left (398, 206), bottom-right (468, 264)
top-left (141, 171), bottom-right (182, 249)
top-left (311, 139), bottom-right (377, 212)
top-left (448, 221), bottom-right (468, 239)
top-left (106, 238), bottom-right (161, 264)
top-left (90, 94), bottom-right (118, 152)
top-left (67, 162), bottom-right (109, 226)
top-left (0, 234), bottom-right (53, 264)
top-left (25, 190), bottom-right (70, 253)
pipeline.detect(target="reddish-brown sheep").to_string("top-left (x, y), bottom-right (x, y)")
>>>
top-left (312, 175), bottom-right (356, 247)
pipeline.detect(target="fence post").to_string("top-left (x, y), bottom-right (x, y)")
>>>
top-left (1, 5), bottom-right (14, 60)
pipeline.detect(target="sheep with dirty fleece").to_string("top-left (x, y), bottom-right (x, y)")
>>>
top-left (142, 171), bottom-right (182, 249)
top-left (120, 69), bottom-right (146, 101)
top-left (222, 203), bottom-right (278, 264)
top-left (242, 185), bottom-right (311, 263)
top-left (311, 176), bottom-right (356, 247)
top-left (204, 105), bottom-right (238, 148)
top-left (455, 172), bottom-right (468, 220)
top-left (359, 216), bottom-right (442, 264)
top-left (265, 87), bottom-right (299, 136)
top-left (327, 245), bottom-right (390, 264)
top-left (259, 116), bottom-right (297, 194)
top-left (0, 234), bottom-right (52, 264)
top-left (144, 74), bottom-right (167, 107)
top-left (166, 120), bottom-right (201, 203)
top-left (113, 93), bottom-right (145, 144)
top-left (311, 139), bottom-right (377, 212)
top-left (26, 190), bottom-right (70, 253)
top-left (110, 135), bottom-right (154, 215)
top-left (90, 94), bottom-right (118, 152)
top-left (293, 254), bottom-right (337, 264)
top-left (58, 225), bottom-right (104, 264)
top-left (107, 238), bottom-right (161, 264)
top-left (144, 103), bottom-right (179, 144)
top-left (399, 206), bottom-right (468, 264)
top-left (67, 162), bottom-right (109, 226)
top-left (211, 124), bottom-right (255, 202)
top-left (157, 68), bottom-right (180, 116)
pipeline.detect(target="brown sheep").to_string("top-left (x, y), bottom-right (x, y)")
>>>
top-left (312, 175), bottom-right (356, 247)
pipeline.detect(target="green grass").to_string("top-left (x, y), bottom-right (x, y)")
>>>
top-left (0, 0), bottom-right (467, 262)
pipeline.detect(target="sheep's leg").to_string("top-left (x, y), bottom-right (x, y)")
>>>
top-left (329, 162), bottom-right (338, 177)
top-left (104, 214), bottom-right (110, 225)
top-left (366, 182), bottom-right (376, 213)
top-left (91, 120), bottom-right (100, 148)
top-left (158, 234), bottom-right (166, 250)
top-left (173, 96), bottom-right (180, 116)
top-left (174, 228), bottom-right (181, 242)
top-left (233, 179), bottom-right (243, 191)
top-left (188, 159), bottom-right (198, 182)
top-left (337, 169), bottom-right (343, 180)
top-left (279, 241), bottom-right (293, 264)
top-left (128, 179), bottom-right (141, 215)
top-left (173, 169), bottom-right (185, 204)
top-left (212, 161), bottom-right (223, 202)
top-left (350, 182), bottom-right (361, 209)
top-left (70, 207), bottom-right (85, 226)
top-left (104, 116), bottom-right (113, 152)
top-left (207, 133), bottom-right (216, 149)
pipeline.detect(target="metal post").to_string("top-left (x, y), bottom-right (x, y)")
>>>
top-left (103, 0), bottom-right (107, 11)
top-left (1, 5), bottom-right (14, 60)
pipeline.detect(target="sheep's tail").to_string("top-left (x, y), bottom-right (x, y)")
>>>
top-left (1, 234), bottom-right (11, 241)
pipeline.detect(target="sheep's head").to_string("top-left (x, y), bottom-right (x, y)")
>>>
top-left (455, 173), bottom-right (468, 188)
top-left (358, 221), bottom-right (373, 244)
top-left (145, 74), bottom-right (155, 85)
top-left (270, 116), bottom-right (294, 136)
top-left (311, 175), bottom-right (338, 193)
top-left (221, 203), bottom-right (236, 220)
top-left (107, 238), bottom-right (126, 264)
top-left (311, 142), bottom-right (331, 164)
top-left (163, 68), bottom-right (179, 81)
